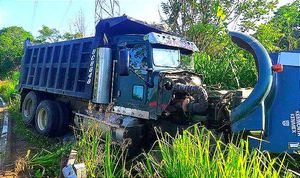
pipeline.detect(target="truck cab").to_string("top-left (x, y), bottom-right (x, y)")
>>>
top-left (110, 32), bottom-right (201, 121)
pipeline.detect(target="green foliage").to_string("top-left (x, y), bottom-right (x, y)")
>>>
top-left (74, 123), bottom-right (127, 177)
top-left (187, 23), bottom-right (228, 56)
top-left (187, 23), bottom-right (257, 89)
top-left (36, 25), bottom-right (84, 43)
top-left (62, 32), bottom-right (83, 40)
top-left (194, 49), bottom-right (257, 89)
top-left (0, 26), bottom-right (33, 78)
top-left (36, 25), bottom-right (61, 43)
top-left (16, 144), bottom-right (72, 177)
top-left (135, 126), bottom-right (294, 178)
top-left (255, 0), bottom-right (300, 52)
top-left (236, 0), bottom-right (278, 32)
top-left (270, 0), bottom-right (300, 50)
top-left (255, 23), bottom-right (283, 51)
top-left (0, 80), bottom-right (16, 101)
top-left (161, 0), bottom-right (278, 36)
top-left (0, 71), bottom-right (20, 101)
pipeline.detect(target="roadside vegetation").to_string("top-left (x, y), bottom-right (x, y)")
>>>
top-left (0, 71), bottom-right (19, 102)
top-left (0, 0), bottom-right (299, 177)
top-left (7, 100), bottom-right (300, 177)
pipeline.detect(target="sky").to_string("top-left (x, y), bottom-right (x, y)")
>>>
top-left (0, 0), bottom-right (294, 37)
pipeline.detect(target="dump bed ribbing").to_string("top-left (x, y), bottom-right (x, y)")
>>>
top-left (20, 37), bottom-right (95, 99)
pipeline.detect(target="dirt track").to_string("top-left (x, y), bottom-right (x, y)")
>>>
top-left (0, 104), bottom-right (32, 177)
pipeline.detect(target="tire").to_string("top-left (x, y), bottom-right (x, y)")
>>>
top-left (35, 100), bottom-right (59, 137)
top-left (55, 102), bottom-right (70, 136)
top-left (22, 91), bottom-right (40, 125)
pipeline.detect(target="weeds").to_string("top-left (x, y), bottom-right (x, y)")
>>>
top-left (6, 99), bottom-right (298, 177)
top-left (15, 144), bottom-right (72, 176)
top-left (74, 122), bottom-right (127, 177)
top-left (134, 126), bottom-right (294, 178)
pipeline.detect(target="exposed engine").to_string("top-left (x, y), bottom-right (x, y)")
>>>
top-left (160, 71), bottom-right (232, 141)
top-left (161, 71), bottom-right (209, 117)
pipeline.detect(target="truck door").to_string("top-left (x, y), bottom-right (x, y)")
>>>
top-left (114, 44), bottom-right (148, 110)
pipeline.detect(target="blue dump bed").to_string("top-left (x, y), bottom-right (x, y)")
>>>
top-left (20, 37), bottom-right (95, 99)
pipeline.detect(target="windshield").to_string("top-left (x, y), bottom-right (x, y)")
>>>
top-left (153, 48), bottom-right (180, 68)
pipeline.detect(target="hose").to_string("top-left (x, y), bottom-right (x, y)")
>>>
top-left (174, 83), bottom-right (208, 114)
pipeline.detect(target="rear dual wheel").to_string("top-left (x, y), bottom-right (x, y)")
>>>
top-left (35, 100), bottom-right (70, 137)
top-left (22, 92), bottom-right (70, 137)
top-left (35, 100), bottom-right (59, 137)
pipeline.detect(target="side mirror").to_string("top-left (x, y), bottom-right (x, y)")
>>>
top-left (118, 48), bottom-right (130, 76)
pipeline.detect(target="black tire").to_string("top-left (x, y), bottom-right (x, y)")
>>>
top-left (35, 100), bottom-right (59, 137)
top-left (55, 102), bottom-right (70, 136)
top-left (22, 91), bottom-right (40, 125)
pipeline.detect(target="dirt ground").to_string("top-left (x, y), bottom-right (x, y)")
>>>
top-left (0, 110), bottom-right (32, 178)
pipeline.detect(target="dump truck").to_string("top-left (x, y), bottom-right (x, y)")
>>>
top-left (19, 16), bottom-right (300, 154)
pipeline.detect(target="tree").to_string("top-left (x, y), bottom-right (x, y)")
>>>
top-left (160, 0), bottom-right (279, 57)
top-left (36, 25), bottom-right (61, 43)
top-left (254, 0), bottom-right (300, 51)
top-left (271, 0), bottom-right (300, 50)
top-left (160, 0), bottom-right (278, 36)
top-left (255, 23), bottom-right (283, 52)
top-left (0, 26), bottom-right (33, 78)
top-left (62, 32), bottom-right (83, 40)
top-left (72, 9), bottom-right (87, 37)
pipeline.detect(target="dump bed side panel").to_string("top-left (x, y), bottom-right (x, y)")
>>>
top-left (20, 37), bottom-right (95, 99)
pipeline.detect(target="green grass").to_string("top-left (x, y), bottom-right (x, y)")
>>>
top-left (74, 122), bottom-right (127, 177)
top-left (134, 126), bottom-right (295, 178)
top-left (6, 96), bottom-right (299, 178)
top-left (6, 99), bottom-right (299, 177)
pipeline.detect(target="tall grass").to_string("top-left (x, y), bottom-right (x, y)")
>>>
top-left (74, 123), bottom-right (127, 177)
top-left (134, 126), bottom-right (294, 178)
top-left (6, 99), bottom-right (298, 177)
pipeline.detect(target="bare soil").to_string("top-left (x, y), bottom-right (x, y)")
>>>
top-left (0, 110), bottom-right (32, 177)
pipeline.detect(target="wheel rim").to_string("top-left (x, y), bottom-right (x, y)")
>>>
top-left (37, 108), bottom-right (48, 131)
top-left (24, 99), bottom-right (32, 117)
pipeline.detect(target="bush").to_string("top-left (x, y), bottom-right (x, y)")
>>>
top-left (0, 71), bottom-right (20, 101)
top-left (194, 48), bottom-right (257, 89)
top-left (0, 80), bottom-right (16, 101)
